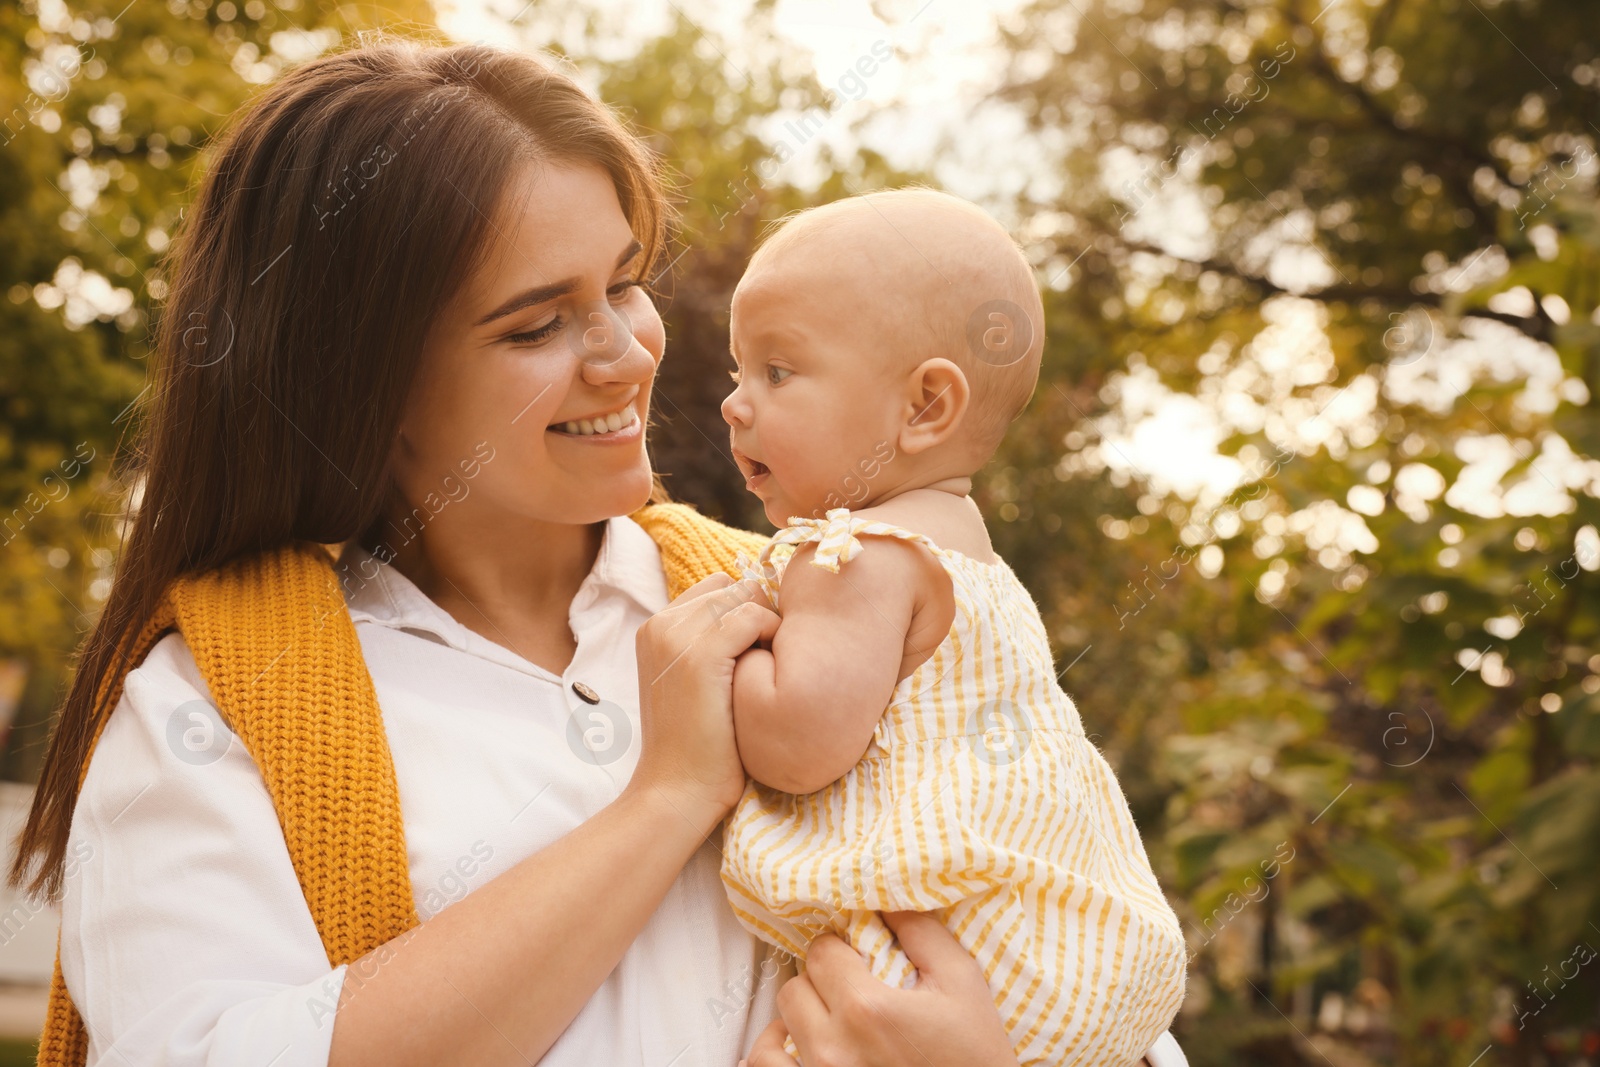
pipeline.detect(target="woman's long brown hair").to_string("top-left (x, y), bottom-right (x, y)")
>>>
top-left (8, 40), bottom-right (669, 901)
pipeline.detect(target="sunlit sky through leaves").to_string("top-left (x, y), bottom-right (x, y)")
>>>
top-left (30, 0), bottom-right (1598, 531)
top-left (432, 0), bottom-right (1600, 532)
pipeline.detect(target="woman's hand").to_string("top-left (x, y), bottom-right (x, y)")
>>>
top-left (630, 573), bottom-right (779, 834)
top-left (743, 911), bottom-right (1020, 1067)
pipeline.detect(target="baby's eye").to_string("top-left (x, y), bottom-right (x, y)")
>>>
top-left (766, 365), bottom-right (792, 385)
top-left (727, 367), bottom-right (742, 384)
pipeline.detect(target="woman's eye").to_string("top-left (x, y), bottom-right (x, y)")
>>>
top-left (767, 365), bottom-right (792, 385)
top-left (608, 279), bottom-right (643, 302)
top-left (506, 316), bottom-right (563, 346)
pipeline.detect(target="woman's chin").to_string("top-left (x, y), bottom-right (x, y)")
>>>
top-left (591, 466), bottom-right (657, 520)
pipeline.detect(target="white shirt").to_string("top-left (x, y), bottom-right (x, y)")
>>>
top-left (60, 515), bottom-right (786, 1067)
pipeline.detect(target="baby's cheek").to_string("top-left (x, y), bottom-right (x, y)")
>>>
top-left (782, 470), bottom-right (844, 522)
top-left (817, 441), bottom-right (884, 505)
top-left (770, 421), bottom-right (865, 513)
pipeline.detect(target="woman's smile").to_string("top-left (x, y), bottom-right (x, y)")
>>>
top-left (548, 397), bottom-right (643, 441)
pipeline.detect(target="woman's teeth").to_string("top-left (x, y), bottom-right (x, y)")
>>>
top-left (558, 405), bottom-right (638, 436)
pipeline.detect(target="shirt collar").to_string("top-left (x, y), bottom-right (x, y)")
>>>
top-left (579, 513), bottom-right (672, 616)
top-left (335, 514), bottom-right (670, 645)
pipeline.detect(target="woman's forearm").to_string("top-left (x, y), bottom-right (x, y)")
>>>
top-left (328, 781), bottom-right (722, 1067)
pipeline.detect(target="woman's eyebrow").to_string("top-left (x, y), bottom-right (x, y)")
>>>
top-left (474, 239), bottom-right (644, 327)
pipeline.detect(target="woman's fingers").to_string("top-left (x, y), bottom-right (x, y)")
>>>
top-left (801, 932), bottom-right (877, 1011)
top-left (630, 577), bottom-right (776, 828)
top-left (665, 570), bottom-right (734, 608)
top-left (655, 575), bottom-right (744, 642)
top-left (742, 1018), bottom-right (799, 1067)
top-left (774, 970), bottom-right (830, 1046)
top-left (660, 582), bottom-right (778, 665)
top-left (641, 581), bottom-right (769, 679)
top-left (880, 910), bottom-right (979, 990)
top-left (664, 577), bottom-right (764, 633)
top-left (764, 922), bottom-right (1020, 1067)
top-left (716, 593), bottom-right (783, 649)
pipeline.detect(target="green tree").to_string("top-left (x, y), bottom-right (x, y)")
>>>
top-left (0, 0), bottom-right (432, 781)
top-left (989, 0), bottom-right (1600, 1062)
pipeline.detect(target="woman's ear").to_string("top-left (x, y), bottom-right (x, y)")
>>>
top-left (898, 358), bottom-right (970, 455)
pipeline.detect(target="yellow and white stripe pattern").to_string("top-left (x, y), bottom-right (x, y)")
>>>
top-left (724, 508), bottom-right (1187, 1066)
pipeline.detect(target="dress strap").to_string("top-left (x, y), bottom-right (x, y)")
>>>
top-left (734, 507), bottom-right (947, 605)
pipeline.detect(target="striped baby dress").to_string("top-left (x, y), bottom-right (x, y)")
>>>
top-left (723, 508), bottom-right (1187, 1066)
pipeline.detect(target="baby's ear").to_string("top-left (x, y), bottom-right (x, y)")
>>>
top-left (899, 358), bottom-right (970, 455)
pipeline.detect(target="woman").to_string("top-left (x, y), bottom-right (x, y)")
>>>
top-left (9, 41), bottom-right (1178, 1067)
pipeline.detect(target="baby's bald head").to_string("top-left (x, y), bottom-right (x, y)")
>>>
top-left (740, 188), bottom-right (1043, 462)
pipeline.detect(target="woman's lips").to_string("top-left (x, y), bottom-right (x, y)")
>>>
top-left (548, 400), bottom-right (640, 438)
top-left (548, 401), bottom-right (643, 444)
top-left (548, 417), bottom-right (643, 445)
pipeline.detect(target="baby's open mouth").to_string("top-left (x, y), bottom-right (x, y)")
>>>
top-left (732, 448), bottom-right (769, 481)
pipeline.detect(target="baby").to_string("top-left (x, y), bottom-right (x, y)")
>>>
top-left (718, 189), bottom-right (1186, 1066)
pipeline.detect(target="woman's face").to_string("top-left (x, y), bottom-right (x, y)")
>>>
top-left (390, 161), bottom-right (665, 534)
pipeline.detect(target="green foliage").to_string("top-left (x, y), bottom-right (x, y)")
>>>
top-left (0, 1039), bottom-right (38, 1067)
top-left (984, 0), bottom-right (1600, 1061)
top-left (0, 0), bottom-right (432, 778)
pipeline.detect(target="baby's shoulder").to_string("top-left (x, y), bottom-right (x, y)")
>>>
top-left (853, 493), bottom-right (998, 565)
top-left (783, 517), bottom-right (929, 577)
top-left (768, 506), bottom-right (938, 597)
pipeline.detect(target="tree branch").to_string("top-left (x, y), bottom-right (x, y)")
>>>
top-left (1284, 0), bottom-right (1522, 193)
top-left (1080, 229), bottom-right (1552, 344)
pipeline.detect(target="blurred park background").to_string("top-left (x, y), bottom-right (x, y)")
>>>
top-left (2, 0), bottom-right (1599, 1063)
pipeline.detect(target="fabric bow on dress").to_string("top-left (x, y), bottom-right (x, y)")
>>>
top-left (735, 507), bottom-right (869, 608)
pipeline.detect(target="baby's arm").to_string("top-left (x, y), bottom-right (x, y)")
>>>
top-left (733, 539), bottom-right (924, 794)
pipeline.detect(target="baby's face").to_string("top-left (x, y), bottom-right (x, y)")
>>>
top-left (722, 262), bottom-right (907, 527)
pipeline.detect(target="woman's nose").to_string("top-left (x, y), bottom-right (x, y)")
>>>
top-left (570, 302), bottom-right (655, 383)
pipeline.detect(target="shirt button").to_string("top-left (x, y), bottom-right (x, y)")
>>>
top-left (571, 681), bottom-right (601, 705)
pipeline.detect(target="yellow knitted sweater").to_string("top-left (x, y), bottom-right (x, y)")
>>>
top-left (37, 502), bottom-right (767, 1066)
